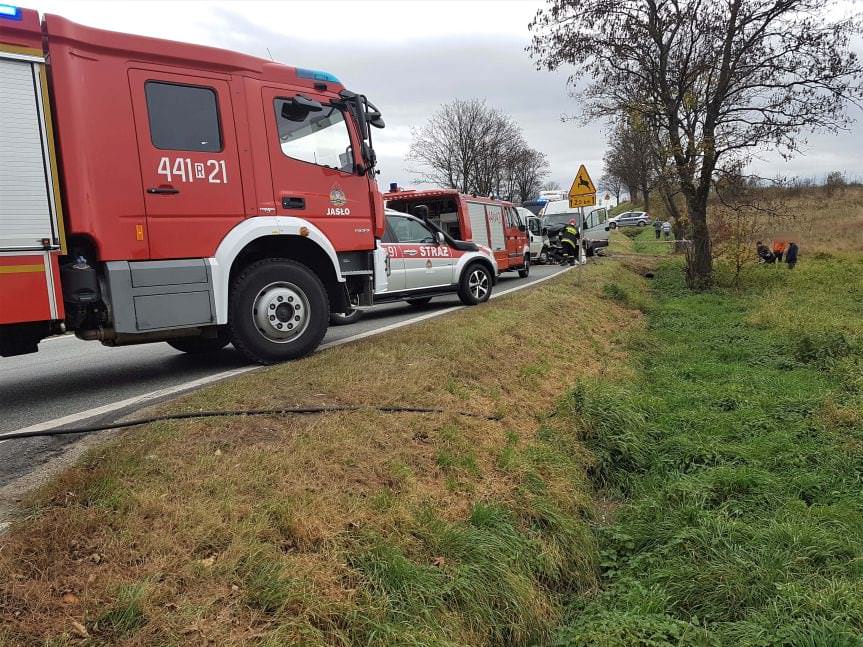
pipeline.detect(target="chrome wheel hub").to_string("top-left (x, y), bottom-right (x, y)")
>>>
top-left (468, 269), bottom-right (489, 300)
top-left (253, 281), bottom-right (310, 343)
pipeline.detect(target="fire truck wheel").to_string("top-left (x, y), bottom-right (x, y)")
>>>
top-left (457, 263), bottom-right (492, 305)
top-left (330, 309), bottom-right (363, 325)
top-left (167, 328), bottom-right (231, 354)
top-left (406, 297), bottom-right (433, 307)
top-left (518, 255), bottom-right (530, 278)
top-left (229, 259), bottom-right (329, 365)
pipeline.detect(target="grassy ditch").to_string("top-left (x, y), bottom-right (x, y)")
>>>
top-left (555, 255), bottom-right (863, 645)
top-left (0, 262), bottom-right (644, 646)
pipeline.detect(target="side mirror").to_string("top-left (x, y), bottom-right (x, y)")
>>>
top-left (436, 231), bottom-right (445, 245)
top-left (369, 115), bottom-right (385, 129)
top-left (541, 227), bottom-right (548, 235)
top-left (281, 95), bottom-right (323, 122)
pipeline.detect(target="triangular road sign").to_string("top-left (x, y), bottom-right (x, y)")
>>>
top-left (569, 165), bottom-right (596, 197)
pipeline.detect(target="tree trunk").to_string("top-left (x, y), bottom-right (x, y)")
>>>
top-left (686, 198), bottom-right (713, 290)
top-left (643, 188), bottom-right (650, 211)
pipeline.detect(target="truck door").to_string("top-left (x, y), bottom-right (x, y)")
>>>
top-left (504, 206), bottom-right (527, 267)
top-left (485, 204), bottom-right (507, 270)
top-left (129, 70), bottom-right (245, 259)
top-left (263, 88), bottom-right (375, 252)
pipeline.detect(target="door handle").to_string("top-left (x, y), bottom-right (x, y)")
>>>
top-left (147, 186), bottom-right (179, 195)
top-left (281, 196), bottom-right (305, 209)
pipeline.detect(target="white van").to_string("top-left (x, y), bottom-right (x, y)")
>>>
top-left (540, 200), bottom-right (610, 257)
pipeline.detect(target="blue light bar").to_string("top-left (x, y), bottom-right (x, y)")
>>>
top-left (296, 68), bottom-right (340, 83)
top-left (0, 4), bottom-right (22, 20)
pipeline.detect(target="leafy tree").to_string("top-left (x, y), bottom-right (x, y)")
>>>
top-left (530, 0), bottom-right (862, 288)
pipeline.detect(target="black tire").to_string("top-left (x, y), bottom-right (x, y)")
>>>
top-left (330, 309), bottom-right (363, 326)
top-left (609, 221), bottom-right (618, 229)
top-left (586, 243), bottom-right (595, 258)
top-left (406, 297), bottom-right (434, 307)
top-left (167, 327), bottom-right (230, 354)
top-left (518, 255), bottom-right (530, 278)
top-left (538, 246), bottom-right (549, 264)
top-left (229, 259), bottom-right (329, 365)
top-left (457, 263), bottom-right (493, 305)
top-left (637, 221), bottom-right (647, 227)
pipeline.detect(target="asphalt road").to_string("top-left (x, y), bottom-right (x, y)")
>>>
top-left (0, 264), bottom-right (568, 486)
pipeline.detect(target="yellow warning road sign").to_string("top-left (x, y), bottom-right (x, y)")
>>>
top-left (569, 164), bottom-right (596, 208)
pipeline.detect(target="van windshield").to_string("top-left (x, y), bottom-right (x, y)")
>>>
top-left (542, 213), bottom-right (577, 227)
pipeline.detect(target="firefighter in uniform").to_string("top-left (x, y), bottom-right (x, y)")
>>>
top-left (559, 220), bottom-right (581, 265)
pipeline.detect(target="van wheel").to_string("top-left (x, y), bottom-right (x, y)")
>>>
top-left (167, 327), bottom-right (230, 354)
top-left (406, 297), bottom-right (433, 307)
top-left (538, 247), bottom-right (549, 264)
top-left (458, 263), bottom-right (492, 305)
top-left (518, 255), bottom-right (530, 278)
top-left (330, 309), bottom-right (363, 325)
top-left (229, 259), bottom-right (329, 365)
top-left (586, 244), bottom-right (595, 258)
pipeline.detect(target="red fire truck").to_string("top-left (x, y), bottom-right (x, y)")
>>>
top-left (384, 189), bottom-right (531, 278)
top-left (0, 6), bottom-right (388, 364)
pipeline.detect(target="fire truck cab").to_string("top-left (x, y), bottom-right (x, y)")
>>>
top-left (0, 6), bottom-right (386, 364)
top-left (384, 189), bottom-right (530, 278)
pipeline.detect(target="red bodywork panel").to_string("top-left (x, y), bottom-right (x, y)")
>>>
top-left (0, 254), bottom-right (64, 325)
top-left (384, 189), bottom-right (529, 271)
top-left (30, 13), bottom-right (380, 261)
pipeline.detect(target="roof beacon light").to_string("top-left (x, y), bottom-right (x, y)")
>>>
top-left (0, 4), bottom-right (22, 20)
top-left (296, 68), bottom-right (340, 84)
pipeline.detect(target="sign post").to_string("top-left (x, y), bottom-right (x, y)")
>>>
top-left (568, 164), bottom-right (596, 209)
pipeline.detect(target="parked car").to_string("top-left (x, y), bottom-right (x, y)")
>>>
top-left (517, 207), bottom-right (548, 263)
top-left (608, 210), bottom-right (651, 228)
top-left (330, 210), bottom-right (497, 324)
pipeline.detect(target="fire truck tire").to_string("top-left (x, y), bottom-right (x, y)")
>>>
top-left (457, 263), bottom-right (492, 306)
top-left (518, 255), bottom-right (530, 278)
top-left (406, 297), bottom-right (433, 307)
top-left (330, 309), bottom-right (363, 325)
top-left (167, 328), bottom-right (231, 354)
top-left (229, 259), bottom-right (329, 365)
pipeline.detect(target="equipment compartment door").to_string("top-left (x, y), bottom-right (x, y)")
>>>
top-left (0, 57), bottom-right (60, 251)
top-left (129, 70), bottom-right (244, 259)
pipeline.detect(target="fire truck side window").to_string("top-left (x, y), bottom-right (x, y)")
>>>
top-left (274, 100), bottom-right (354, 173)
top-left (144, 82), bottom-right (222, 152)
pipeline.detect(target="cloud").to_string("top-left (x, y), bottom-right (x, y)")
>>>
top-left (19, 0), bottom-right (863, 190)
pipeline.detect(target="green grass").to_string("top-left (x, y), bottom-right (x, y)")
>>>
top-left (554, 257), bottom-right (863, 645)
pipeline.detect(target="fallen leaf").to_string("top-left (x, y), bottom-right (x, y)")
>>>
top-left (61, 592), bottom-right (80, 605)
top-left (214, 449), bottom-right (222, 456)
top-left (432, 556), bottom-right (446, 567)
top-left (199, 555), bottom-right (217, 567)
top-left (70, 620), bottom-right (89, 638)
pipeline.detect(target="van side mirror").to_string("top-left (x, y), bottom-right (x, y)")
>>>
top-left (541, 227), bottom-right (548, 235)
top-left (436, 231), bottom-right (445, 245)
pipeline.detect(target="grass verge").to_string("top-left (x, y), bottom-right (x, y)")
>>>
top-left (554, 254), bottom-right (863, 645)
top-left (0, 262), bottom-right (644, 646)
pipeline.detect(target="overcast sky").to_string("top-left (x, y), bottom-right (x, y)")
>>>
top-left (18, 0), bottom-right (863, 192)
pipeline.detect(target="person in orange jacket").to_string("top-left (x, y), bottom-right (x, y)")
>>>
top-left (772, 239), bottom-right (788, 263)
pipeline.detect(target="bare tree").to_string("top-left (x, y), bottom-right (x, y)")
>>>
top-left (530, 0), bottom-right (862, 288)
top-left (599, 172), bottom-right (624, 205)
top-left (407, 99), bottom-right (546, 201)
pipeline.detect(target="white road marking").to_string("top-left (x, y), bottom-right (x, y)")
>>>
top-left (0, 267), bottom-right (572, 443)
